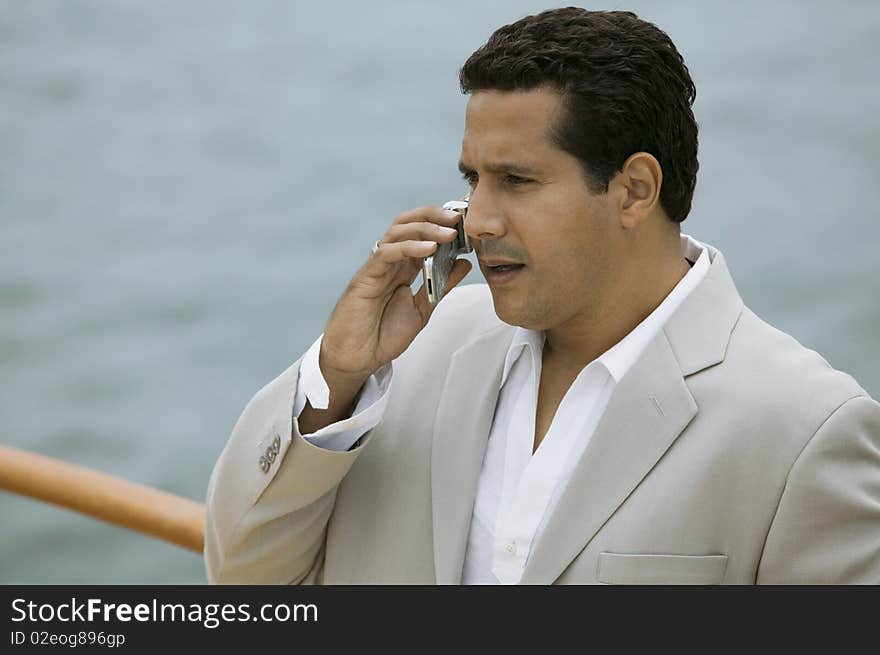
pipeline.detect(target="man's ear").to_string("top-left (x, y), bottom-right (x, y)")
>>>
top-left (612, 152), bottom-right (663, 229)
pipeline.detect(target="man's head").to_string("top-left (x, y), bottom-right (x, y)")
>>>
top-left (457, 8), bottom-right (698, 333)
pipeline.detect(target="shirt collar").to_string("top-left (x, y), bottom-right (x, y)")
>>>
top-left (499, 233), bottom-right (711, 386)
top-left (501, 326), bottom-right (545, 387)
top-left (599, 233), bottom-right (710, 381)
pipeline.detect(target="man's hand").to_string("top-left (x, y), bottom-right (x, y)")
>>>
top-left (298, 205), bottom-right (472, 435)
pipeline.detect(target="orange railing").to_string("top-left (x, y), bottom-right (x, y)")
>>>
top-left (0, 444), bottom-right (205, 553)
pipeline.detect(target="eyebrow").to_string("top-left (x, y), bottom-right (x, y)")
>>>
top-left (458, 160), bottom-right (541, 177)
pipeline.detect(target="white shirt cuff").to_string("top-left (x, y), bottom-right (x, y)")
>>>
top-left (293, 334), bottom-right (392, 451)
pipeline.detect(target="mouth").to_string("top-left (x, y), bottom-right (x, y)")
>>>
top-left (479, 259), bottom-right (526, 285)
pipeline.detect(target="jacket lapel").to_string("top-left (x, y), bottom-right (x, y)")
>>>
top-left (431, 324), bottom-right (513, 584)
top-left (518, 247), bottom-right (744, 583)
top-left (518, 331), bottom-right (697, 583)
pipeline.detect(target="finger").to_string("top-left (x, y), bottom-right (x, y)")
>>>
top-left (392, 206), bottom-right (463, 228)
top-left (381, 222), bottom-right (459, 246)
top-left (355, 242), bottom-right (433, 300)
top-left (371, 240), bottom-right (437, 267)
top-left (405, 256), bottom-right (425, 287)
top-left (385, 254), bottom-right (423, 291)
top-left (412, 281), bottom-right (430, 327)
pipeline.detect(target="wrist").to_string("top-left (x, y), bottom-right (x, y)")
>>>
top-left (318, 343), bottom-right (373, 390)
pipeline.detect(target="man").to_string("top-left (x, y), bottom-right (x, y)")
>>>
top-left (204, 8), bottom-right (880, 584)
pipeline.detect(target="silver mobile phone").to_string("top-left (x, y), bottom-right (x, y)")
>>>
top-left (422, 198), bottom-right (471, 305)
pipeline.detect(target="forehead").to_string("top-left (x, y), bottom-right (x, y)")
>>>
top-left (461, 88), bottom-right (565, 163)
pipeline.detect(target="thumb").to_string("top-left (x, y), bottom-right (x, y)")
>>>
top-left (443, 258), bottom-right (473, 294)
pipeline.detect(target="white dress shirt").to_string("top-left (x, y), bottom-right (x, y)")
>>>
top-left (293, 233), bottom-right (710, 583)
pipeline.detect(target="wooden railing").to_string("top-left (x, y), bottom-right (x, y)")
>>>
top-left (0, 444), bottom-right (205, 553)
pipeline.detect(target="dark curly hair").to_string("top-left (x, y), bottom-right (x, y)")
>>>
top-left (460, 7), bottom-right (698, 224)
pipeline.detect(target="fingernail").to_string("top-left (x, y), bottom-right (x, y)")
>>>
top-left (440, 226), bottom-right (457, 234)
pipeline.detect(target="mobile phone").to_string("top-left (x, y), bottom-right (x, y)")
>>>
top-left (422, 198), bottom-right (471, 305)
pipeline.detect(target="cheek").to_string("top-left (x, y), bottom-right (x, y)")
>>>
top-left (531, 223), bottom-right (598, 277)
top-left (517, 190), bottom-right (612, 282)
top-left (548, 246), bottom-right (592, 291)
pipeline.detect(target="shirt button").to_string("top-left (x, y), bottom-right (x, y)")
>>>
top-left (505, 542), bottom-right (516, 555)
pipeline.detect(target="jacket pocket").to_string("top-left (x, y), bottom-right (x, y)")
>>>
top-left (597, 552), bottom-right (728, 585)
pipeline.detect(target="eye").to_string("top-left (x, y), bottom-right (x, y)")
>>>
top-left (461, 172), bottom-right (478, 188)
top-left (504, 174), bottom-right (532, 187)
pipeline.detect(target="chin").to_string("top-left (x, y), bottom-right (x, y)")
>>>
top-left (488, 291), bottom-right (543, 330)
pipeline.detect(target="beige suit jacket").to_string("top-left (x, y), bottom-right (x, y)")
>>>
top-left (204, 243), bottom-right (880, 584)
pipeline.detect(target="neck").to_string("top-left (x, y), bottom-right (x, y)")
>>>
top-left (543, 236), bottom-right (691, 371)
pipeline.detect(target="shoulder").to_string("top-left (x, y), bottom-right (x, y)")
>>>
top-left (430, 283), bottom-right (497, 325)
top-left (416, 282), bottom-right (505, 346)
top-left (729, 307), bottom-right (868, 402)
top-left (707, 304), bottom-right (874, 454)
top-left (393, 283), bottom-right (508, 369)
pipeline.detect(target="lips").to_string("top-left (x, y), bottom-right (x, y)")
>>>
top-left (480, 259), bottom-right (525, 285)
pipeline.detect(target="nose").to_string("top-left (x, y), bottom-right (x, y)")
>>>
top-left (463, 189), bottom-right (507, 242)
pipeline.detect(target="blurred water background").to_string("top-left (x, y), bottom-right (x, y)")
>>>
top-left (1, 0), bottom-right (877, 583)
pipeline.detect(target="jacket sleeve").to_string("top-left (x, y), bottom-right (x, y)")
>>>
top-left (757, 394), bottom-right (880, 583)
top-left (203, 357), bottom-right (376, 584)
